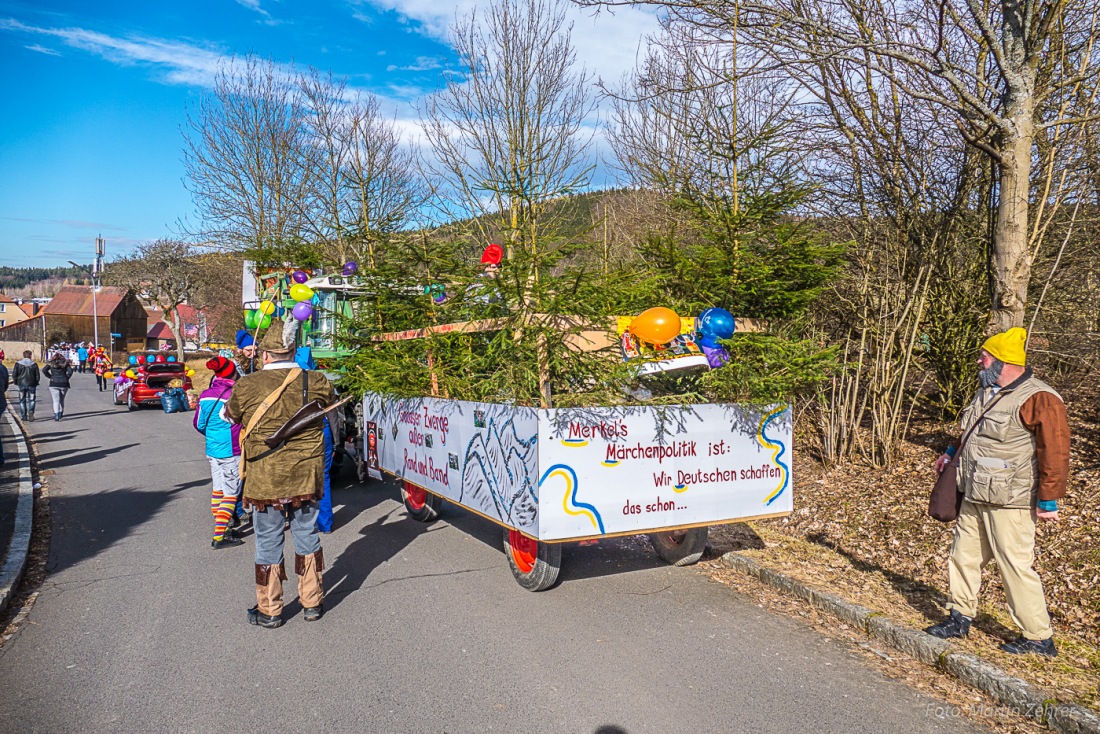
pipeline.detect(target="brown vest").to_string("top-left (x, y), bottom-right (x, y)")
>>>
top-left (958, 376), bottom-right (1060, 508)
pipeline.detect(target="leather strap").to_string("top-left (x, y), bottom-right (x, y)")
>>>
top-left (239, 368), bottom-right (302, 478)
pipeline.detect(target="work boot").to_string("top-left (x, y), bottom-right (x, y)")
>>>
top-left (1000, 636), bottom-right (1057, 657)
top-left (247, 607), bottom-right (283, 629)
top-left (27, 413), bottom-right (34, 422)
top-left (925, 609), bottom-right (971, 639)
top-left (211, 535), bottom-right (244, 549)
top-left (295, 550), bottom-right (324, 616)
top-left (253, 562), bottom-right (285, 624)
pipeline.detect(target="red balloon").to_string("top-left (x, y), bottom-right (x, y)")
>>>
top-left (630, 307), bottom-right (682, 345)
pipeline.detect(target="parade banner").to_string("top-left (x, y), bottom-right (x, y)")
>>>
top-left (364, 395), bottom-right (792, 541)
top-left (364, 395), bottom-right (541, 535)
top-left (536, 404), bottom-right (791, 540)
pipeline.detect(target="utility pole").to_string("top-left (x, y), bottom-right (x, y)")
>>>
top-left (94, 236), bottom-right (104, 348)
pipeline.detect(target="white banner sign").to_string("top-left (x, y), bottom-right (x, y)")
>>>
top-left (364, 395), bottom-right (792, 541)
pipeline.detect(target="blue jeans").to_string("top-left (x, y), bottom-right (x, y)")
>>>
top-left (18, 387), bottom-right (36, 418)
top-left (317, 419), bottom-right (334, 532)
top-left (253, 502), bottom-right (321, 566)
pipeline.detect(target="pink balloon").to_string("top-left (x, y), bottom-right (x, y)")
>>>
top-left (292, 301), bottom-right (314, 321)
top-left (292, 270), bottom-right (309, 284)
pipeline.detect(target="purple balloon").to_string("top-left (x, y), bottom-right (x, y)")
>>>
top-left (701, 344), bottom-right (730, 369)
top-left (292, 270), bottom-right (309, 284)
top-left (291, 301), bottom-right (314, 321)
top-left (114, 374), bottom-right (125, 384)
top-left (342, 261), bottom-right (358, 276)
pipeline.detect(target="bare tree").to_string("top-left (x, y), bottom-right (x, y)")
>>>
top-left (106, 240), bottom-right (200, 362)
top-left (419, 0), bottom-right (595, 269)
top-left (588, 0), bottom-right (1100, 331)
top-left (183, 55), bottom-right (315, 255)
top-left (300, 71), bottom-right (425, 269)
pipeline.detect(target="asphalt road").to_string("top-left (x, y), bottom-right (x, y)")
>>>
top-left (0, 372), bottom-right (983, 734)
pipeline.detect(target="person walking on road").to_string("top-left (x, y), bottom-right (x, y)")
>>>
top-left (12, 351), bottom-right (40, 421)
top-left (42, 354), bottom-right (74, 421)
top-left (194, 356), bottom-right (245, 550)
top-left (226, 320), bottom-right (334, 629)
top-left (926, 327), bottom-right (1070, 657)
top-left (0, 360), bottom-right (8, 465)
top-left (92, 347), bottom-right (112, 392)
top-left (77, 343), bottom-right (89, 374)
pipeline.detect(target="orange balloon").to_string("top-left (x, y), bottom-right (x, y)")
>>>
top-left (630, 307), bottom-right (682, 344)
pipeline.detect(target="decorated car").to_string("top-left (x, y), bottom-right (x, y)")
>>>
top-left (114, 359), bottom-right (193, 410)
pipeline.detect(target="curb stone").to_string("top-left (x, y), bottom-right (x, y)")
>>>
top-left (0, 410), bottom-right (34, 619)
top-left (720, 551), bottom-right (1100, 734)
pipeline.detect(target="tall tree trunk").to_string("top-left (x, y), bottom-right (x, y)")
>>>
top-left (991, 119), bottom-right (1032, 331)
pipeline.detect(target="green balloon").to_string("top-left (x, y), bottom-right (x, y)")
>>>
top-left (259, 314), bottom-right (273, 329)
top-left (244, 310), bottom-right (259, 329)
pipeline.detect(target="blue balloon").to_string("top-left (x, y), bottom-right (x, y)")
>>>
top-left (166, 355), bottom-right (176, 362)
top-left (698, 307), bottom-right (736, 340)
top-left (699, 334), bottom-right (722, 349)
top-left (128, 355), bottom-right (138, 365)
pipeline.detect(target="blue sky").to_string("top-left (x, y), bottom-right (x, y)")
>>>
top-left (0, 0), bottom-right (659, 268)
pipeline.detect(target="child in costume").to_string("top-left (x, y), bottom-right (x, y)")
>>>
top-left (194, 357), bottom-right (245, 549)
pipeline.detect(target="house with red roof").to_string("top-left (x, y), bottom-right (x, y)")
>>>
top-left (0, 286), bottom-right (148, 355)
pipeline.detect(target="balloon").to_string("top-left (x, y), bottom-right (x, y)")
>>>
top-left (114, 375), bottom-right (125, 384)
top-left (244, 310), bottom-right (259, 329)
top-left (701, 344), bottom-right (730, 368)
top-left (292, 301), bottom-right (314, 321)
top-left (289, 283), bottom-right (314, 302)
top-left (136, 355), bottom-right (146, 364)
top-left (186, 368), bottom-right (195, 377)
top-left (697, 307), bottom-right (736, 340)
top-left (155, 354), bottom-right (166, 363)
top-left (630, 307), bottom-right (682, 345)
top-left (128, 355), bottom-right (138, 365)
top-left (104, 371), bottom-right (115, 380)
top-left (699, 334), bottom-right (721, 349)
top-left (292, 270), bottom-right (309, 284)
top-left (258, 300), bottom-right (275, 316)
top-left (258, 314), bottom-right (273, 329)
top-left (342, 261), bottom-right (358, 276)
top-left (167, 355), bottom-right (176, 362)
top-left (125, 369), bottom-right (137, 379)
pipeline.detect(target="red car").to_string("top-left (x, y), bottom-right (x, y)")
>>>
top-left (114, 362), bottom-right (193, 410)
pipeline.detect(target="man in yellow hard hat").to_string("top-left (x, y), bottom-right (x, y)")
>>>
top-left (926, 327), bottom-right (1070, 656)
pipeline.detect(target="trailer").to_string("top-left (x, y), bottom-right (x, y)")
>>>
top-left (363, 393), bottom-right (792, 590)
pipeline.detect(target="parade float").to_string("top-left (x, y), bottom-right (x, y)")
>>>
top-left (358, 254), bottom-right (794, 590)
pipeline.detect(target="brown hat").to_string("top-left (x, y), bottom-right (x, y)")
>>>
top-left (256, 318), bottom-right (293, 354)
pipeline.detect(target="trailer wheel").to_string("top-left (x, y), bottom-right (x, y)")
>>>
top-left (402, 481), bottom-right (441, 522)
top-left (648, 527), bottom-right (708, 566)
top-left (504, 529), bottom-right (561, 592)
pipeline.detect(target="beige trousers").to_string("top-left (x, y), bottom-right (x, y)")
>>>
top-left (947, 499), bottom-right (1053, 640)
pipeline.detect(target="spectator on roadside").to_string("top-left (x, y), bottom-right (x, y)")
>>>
top-left (0, 360), bottom-right (8, 464)
top-left (12, 351), bottom-right (40, 422)
top-left (42, 353), bottom-right (74, 422)
top-left (194, 356), bottom-right (245, 549)
top-left (77, 343), bottom-right (89, 373)
top-left (926, 328), bottom-right (1070, 657)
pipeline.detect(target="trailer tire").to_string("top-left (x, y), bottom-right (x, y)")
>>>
top-left (402, 481), bottom-right (441, 522)
top-left (648, 526), bottom-right (708, 566)
top-left (504, 529), bottom-right (561, 591)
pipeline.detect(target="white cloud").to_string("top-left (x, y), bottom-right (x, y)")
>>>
top-left (350, 0), bottom-right (661, 84)
top-left (24, 43), bottom-right (60, 56)
top-left (234, 0), bottom-right (272, 19)
top-left (386, 55), bottom-right (443, 72)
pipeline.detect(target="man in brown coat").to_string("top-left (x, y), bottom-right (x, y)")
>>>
top-left (927, 327), bottom-right (1070, 656)
top-left (226, 319), bottom-right (335, 629)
